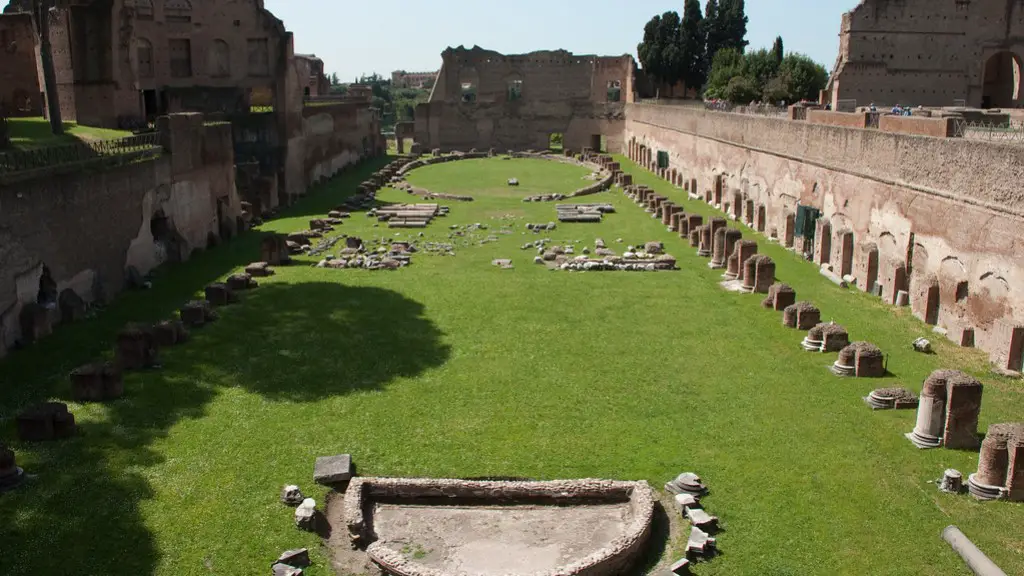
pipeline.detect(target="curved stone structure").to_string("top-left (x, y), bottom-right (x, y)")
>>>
top-left (783, 301), bottom-right (820, 330)
top-left (864, 387), bottom-right (918, 410)
top-left (344, 477), bottom-right (656, 576)
top-left (762, 283), bottom-right (797, 311)
top-left (802, 323), bottom-right (850, 353)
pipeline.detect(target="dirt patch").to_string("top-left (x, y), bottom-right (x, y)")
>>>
top-left (371, 502), bottom-right (630, 573)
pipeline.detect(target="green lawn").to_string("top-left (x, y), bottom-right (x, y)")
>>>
top-left (0, 155), bottom-right (1021, 575)
top-left (6, 117), bottom-right (132, 150)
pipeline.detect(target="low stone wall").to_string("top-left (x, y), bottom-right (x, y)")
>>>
top-left (344, 477), bottom-right (656, 576)
top-left (807, 110), bottom-right (871, 129)
top-left (624, 103), bottom-right (1024, 371)
top-left (880, 115), bottom-right (957, 138)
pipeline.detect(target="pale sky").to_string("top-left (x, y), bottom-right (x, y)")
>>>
top-left (263, 0), bottom-right (862, 81)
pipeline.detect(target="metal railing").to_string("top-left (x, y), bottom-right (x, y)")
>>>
top-left (0, 132), bottom-right (163, 178)
top-left (0, 112), bottom-right (9, 150)
top-left (953, 119), bottom-right (1024, 143)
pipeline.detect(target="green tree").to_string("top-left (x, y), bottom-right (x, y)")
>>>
top-left (744, 48), bottom-right (778, 88)
top-left (723, 75), bottom-right (759, 104)
top-left (703, 0), bottom-right (724, 63)
top-left (638, 14), bottom-right (665, 85)
top-left (771, 36), bottom-right (784, 67)
top-left (329, 72), bottom-right (340, 86)
top-left (718, 0), bottom-right (749, 53)
top-left (703, 47), bottom-right (745, 99)
top-left (680, 0), bottom-right (707, 92)
top-left (777, 53), bottom-right (828, 102)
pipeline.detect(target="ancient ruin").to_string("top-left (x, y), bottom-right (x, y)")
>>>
top-left (783, 302), bottom-right (821, 331)
top-left (0, 442), bottom-right (24, 492)
top-left (831, 342), bottom-right (885, 377)
top-left (968, 423), bottom-right (1024, 501)
top-left (801, 323), bottom-right (850, 353)
top-left (864, 387), bottom-right (919, 410)
top-left (16, 402), bottom-right (75, 442)
top-left (340, 477), bottom-right (656, 576)
top-left (907, 370), bottom-right (984, 449)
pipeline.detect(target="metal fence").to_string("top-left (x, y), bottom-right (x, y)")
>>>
top-left (0, 112), bottom-right (8, 150)
top-left (953, 119), bottom-right (1024, 143)
top-left (0, 132), bottom-right (163, 178)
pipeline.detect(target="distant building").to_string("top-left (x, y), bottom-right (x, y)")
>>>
top-left (391, 70), bottom-right (438, 90)
top-left (0, 10), bottom-right (41, 116)
top-left (295, 54), bottom-right (330, 98)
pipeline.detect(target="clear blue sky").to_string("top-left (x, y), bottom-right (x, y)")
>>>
top-left (263, 0), bottom-right (862, 81)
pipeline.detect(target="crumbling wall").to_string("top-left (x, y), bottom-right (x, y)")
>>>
top-left (625, 103), bottom-right (1024, 370)
top-left (417, 46), bottom-right (631, 152)
top-left (0, 13), bottom-right (42, 116)
top-left (0, 114), bottom-right (237, 356)
top-left (830, 0), bottom-right (1024, 108)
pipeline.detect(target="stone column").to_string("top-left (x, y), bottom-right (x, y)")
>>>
top-left (763, 283), bottom-right (796, 311)
top-left (1009, 430), bottom-right (1024, 501)
top-left (730, 240), bottom-right (759, 281)
top-left (661, 202), bottom-right (676, 226)
top-left (671, 210), bottom-right (685, 233)
top-left (690, 178), bottom-right (698, 199)
top-left (753, 256), bottom-right (776, 293)
top-left (684, 215), bottom-right (703, 241)
top-left (943, 373), bottom-right (983, 450)
top-left (710, 227), bottom-right (729, 269)
top-left (907, 371), bottom-right (949, 448)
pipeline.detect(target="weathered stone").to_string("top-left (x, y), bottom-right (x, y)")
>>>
top-left (226, 272), bottom-right (257, 291)
top-left (313, 454), bottom-right (352, 485)
top-left (295, 498), bottom-right (317, 531)
top-left (204, 283), bottom-right (237, 307)
top-left (70, 362), bottom-right (123, 402)
top-left (665, 472), bottom-right (707, 496)
top-left (180, 300), bottom-right (216, 328)
top-left (245, 262), bottom-right (275, 277)
top-left (281, 485), bottom-right (304, 506)
top-left (16, 402), bottom-right (75, 442)
top-left (153, 319), bottom-right (189, 347)
top-left (116, 324), bottom-right (160, 370)
top-left (271, 563), bottom-right (303, 576)
top-left (275, 548), bottom-right (311, 568)
top-left (58, 289), bottom-right (87, 324)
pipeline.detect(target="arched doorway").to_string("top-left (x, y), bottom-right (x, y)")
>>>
top-left (981, 51), bottom-right (1022, 108)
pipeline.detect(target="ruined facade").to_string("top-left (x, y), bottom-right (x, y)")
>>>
top-left (828, 0), bottom-right (1024, 109)
top-left (391, 69), bottom-right (438, 89)
top-left (0, 113), bottom-right (241, 357)
top-left (295, 54), bottom-right (329, 98)
top-left (36, 0), bottom-right (288, 127)
top-left (415, 46), bottom-right (634, 152)
top-left (0, 11), bottom-right (41, 116)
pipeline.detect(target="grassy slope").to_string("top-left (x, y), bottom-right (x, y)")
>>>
top-left (0, 156), bottom-right (1021, 575)
top-left (7, 117), bottom-right (132, 150)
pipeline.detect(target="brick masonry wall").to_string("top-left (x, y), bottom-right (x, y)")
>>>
top-left (625, 103), bottom-right (1024, 370)
top-left (879, 114), bottom-right (957, 138)
top-left (0, 14), bottom-right (42, 116)
top-left (807, 110), bottom-right (870, 129)
top-left (0, 114), bottom-right (238, 357)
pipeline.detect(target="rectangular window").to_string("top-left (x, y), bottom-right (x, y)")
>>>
top-left (657, 150), bottom-right (669, 169)
top-left (168, 39), bottom-right (192, 78)
top-left (247, 39), bottom-right (269, 76)
top-left (461, 82), bottom-right (476, 103)
top-left (507, 79), bottom-right (522, 101)
top-left (607, 80), bottom-right (622, 102)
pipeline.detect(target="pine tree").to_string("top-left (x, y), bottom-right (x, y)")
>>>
top-left (703, 0), bottom-right (724, 63)
top-left (681, 0), bottom-right (707, 92)
top-left (718, 0), bottom-right (749, 53)
top-left (772, 36), bottom-right (784, 67)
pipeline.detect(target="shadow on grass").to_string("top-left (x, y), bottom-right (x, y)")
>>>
top-left (164, 282), bottom-right (451, 402)
top-left (0, 156), bottom-right (398, 575)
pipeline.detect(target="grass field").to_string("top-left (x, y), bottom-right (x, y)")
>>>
top-left (0, 155), bottom-right (1022, 575)
top-left (5, 117), bottom-right (132, 150)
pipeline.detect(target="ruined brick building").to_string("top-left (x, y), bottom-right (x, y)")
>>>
top-left (391, 69), bottom-right (438, 89)
top-left (296, 53), bottom-right (330, 98)
top-left (1, 0), bottom-right (293, 127)
top-left (828, 0), bottom-right (1024, 108)
top-left (0, 7), bottom-right (42, 116)
top-left (415, 46), bottom-right (634, 152)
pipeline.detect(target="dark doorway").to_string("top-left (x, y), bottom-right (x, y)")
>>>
top-left (142, 90), bottom-right (158, 120)
top-left (982, 51), bottom-right (1022, 109)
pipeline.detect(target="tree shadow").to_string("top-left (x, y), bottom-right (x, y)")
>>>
top-left (159, 282), bottom-right (451, 402)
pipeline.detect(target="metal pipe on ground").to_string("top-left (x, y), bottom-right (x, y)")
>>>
top-left (942, 526), bottom-right (1006, 576)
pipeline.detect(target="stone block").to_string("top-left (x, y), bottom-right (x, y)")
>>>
top-left (16, 402), bottom-right (75, 442)
top-left (245, 262), bottom-right (275, 277)
top-left (204, 283), bottom-right (237, 307)
top-left (313, 454), bottom-right (352, 485)
top-left (116, 324), bottom-right (160, 370)
top-left (943, 373), bottom-right (983, 450)
top-left (70, 362), bottom-right (123, 402)
top-left (180, 300), bottom-right (216, 328)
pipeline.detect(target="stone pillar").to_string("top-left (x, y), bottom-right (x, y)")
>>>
top-left (70, 362), bottom-right (124, 402)
top-left (783, 213), bottom-right (796, 248)
top-left (753, 256), bottom-right (776, 293)
top-left (731, 240), bottom-right (759, 281)
top-left (700, 218), bottom-right (726, 257)
top-left (661, 202), bottom-right (676, 226)
top-left (857, 242), bottom-right (879, 293)
top-left (261, 235), bottom-right (291, 266)
top-left (814, 219), bottom-right (832, 266)
top-left (620, 173), bottom-right (633, 186)
top-left (710, 227), bottom-right (729, 269)
top-left (762, 283), bottom-right (796, 311)
top-left (204, 283), bottom-right (237, 307)
top-left (907, 371), bottom-right (951, 448)
top-left (684, 215), bottom-right (703, 240)
top-left (713, 175), bottom-right (723, 206)
top-left (690, 178), bottom-right (698, 199)
top-left (1009, 431), bottom-right (1024, 501)
top-left (115, 325), bottom-right (160, 371)
top-left (943, 373), bottom-right (983, 450)
top-left (0, 443), bottom-right (24, 491)
top-left (690, 226), bottom-right (705, 248)
top-left (671, 211), bottom-right (685, 233)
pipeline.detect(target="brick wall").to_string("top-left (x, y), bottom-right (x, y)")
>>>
top-left (807, 110), bottom-right (870, 129)
top-left (0, 114), bottom-right (238, 356)
top-left (879, 114), bottom-right (957, 138)
top-left (0, 14), bottom-right (42, 116)
top-left (625, 103), bottom-right (1024, 370)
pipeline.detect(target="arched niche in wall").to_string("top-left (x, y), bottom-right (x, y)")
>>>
top-left (981, 50), bottom-right (1023, 108)
top-left (135, 37), bottom-right (153, 78)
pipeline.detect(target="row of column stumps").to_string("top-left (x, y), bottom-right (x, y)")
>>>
top-left (625, 146), bottom-right (1021, 509)
top-left (624, 153), bottom-right (894, 380)
top-left (8, 269), bottom-right (261, 492)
